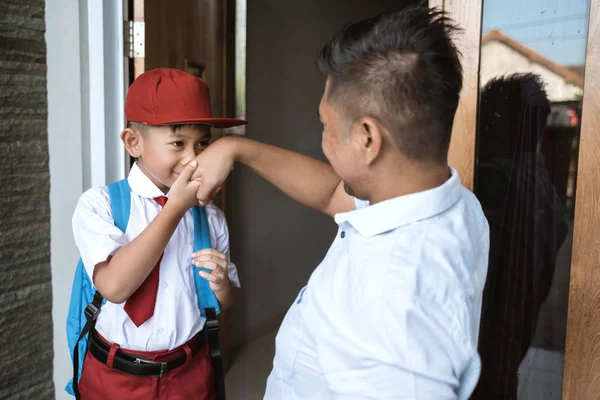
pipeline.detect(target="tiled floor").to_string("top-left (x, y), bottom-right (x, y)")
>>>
top-left (517, 347), bottom-right (564, 400)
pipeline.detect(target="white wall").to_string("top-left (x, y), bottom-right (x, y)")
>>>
top-left (46, 1), bottom-right (84, 398)
top-left (103, 0), bottom-right (128, 184)
top-left (46, 0), bottom-right (126, 398)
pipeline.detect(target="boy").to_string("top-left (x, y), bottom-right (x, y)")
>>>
top-left (71, 68), bottom-right (247, 399)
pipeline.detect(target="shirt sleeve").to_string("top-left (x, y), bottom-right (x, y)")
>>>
top-left (205, 205), bottom-right (240, 288)
top-left (321, 286), bottom-right (479, 399)
top-left (72, 187), bottom-right (129, 284)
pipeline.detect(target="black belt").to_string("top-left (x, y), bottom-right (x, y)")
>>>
top-left (88, 330), bottom-right (205, 378)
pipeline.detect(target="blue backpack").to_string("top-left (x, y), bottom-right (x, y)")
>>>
top-left (65, 179), bottom-right (223, 398)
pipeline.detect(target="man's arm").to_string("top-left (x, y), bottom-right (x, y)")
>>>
top-left (193, 136), bottom-right (355, 217)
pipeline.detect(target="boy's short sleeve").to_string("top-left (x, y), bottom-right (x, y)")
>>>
top-left (205, 204), bottom-right (240, 288)
top-left (72, 187), bottom-right (129, 284)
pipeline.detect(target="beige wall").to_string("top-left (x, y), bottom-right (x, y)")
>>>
top-left (480, 41), bottom-right (583, 102)
top-left (226, 0), bottom-right (415, 351)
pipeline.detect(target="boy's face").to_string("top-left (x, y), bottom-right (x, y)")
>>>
top-left (128, 124), bottom-right (212, 193)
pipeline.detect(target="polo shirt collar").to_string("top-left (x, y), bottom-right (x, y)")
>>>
top-left (127, 163), bottom-right (168, 199)
top-left (334, 168), bottom-right (463, 237)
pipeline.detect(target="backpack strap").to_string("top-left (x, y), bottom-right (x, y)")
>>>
top-left (72, 291), bottom-right (103, 399)
top-left (205, 307), bottom-right (225, 400)
top-left (191, 205), bottom-right (225, 400)
top-left (191, 206), bottom-right (220, 316)
top-left (72, 179), bottom-right (131, 399)
top-left (108, 179), bottom-right (132, 232)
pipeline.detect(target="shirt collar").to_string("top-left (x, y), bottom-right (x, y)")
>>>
top-left (127, 163), bottom-right (168, 199)
top-left (334, 168), bottom-right (463, 237)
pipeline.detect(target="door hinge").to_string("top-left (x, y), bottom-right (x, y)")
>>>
top-left (124, 20), bottom-right (145, 58)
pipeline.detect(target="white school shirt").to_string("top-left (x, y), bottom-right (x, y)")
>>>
top-left (72, 163), bottom-right (240, 351)
top-left (264, 168), bottom-right (489, 399)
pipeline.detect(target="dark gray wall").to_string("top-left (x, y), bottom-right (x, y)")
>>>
top-left (0, 0), bottom-right (53, 399)
top-left (226, 0), bottom-right (415, 351)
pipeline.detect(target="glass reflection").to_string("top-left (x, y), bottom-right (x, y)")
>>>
top-left (473, 1), bottom-right (589, 399)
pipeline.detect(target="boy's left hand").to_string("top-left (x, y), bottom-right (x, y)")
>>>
top-left (193, 249), bottom-right (231, 295)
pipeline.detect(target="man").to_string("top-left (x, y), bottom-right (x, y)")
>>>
top-left (193, 5), bottom-right (489, 399)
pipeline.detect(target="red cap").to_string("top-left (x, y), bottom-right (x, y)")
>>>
top-left (125, 68), bottom-right (247, 128)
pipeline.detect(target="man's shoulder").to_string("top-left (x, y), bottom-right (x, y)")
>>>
top-left (385, 223), bottom-right (486, 299)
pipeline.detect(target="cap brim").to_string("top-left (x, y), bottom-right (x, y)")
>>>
top-left (150, 117), bottom-right (248, 128)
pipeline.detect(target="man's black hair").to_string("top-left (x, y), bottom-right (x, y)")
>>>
top-left (317, 4), bottom-right (462, 163)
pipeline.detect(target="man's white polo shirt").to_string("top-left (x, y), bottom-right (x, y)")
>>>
top-left (265, 168), bottom-right (489, 399)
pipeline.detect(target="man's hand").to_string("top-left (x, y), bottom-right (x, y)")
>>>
top-left (193, 248), bottom-right (235, 308)
top-left (190, 137), bottom-right (237, 206)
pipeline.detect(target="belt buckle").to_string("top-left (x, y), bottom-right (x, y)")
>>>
top-left (134, 356), bottom-right (167, 378)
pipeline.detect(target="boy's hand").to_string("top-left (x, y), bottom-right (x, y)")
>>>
top-left (166, 160), bottom-right (202, 213)
top-left (193, 249), bottom-right (232, 295)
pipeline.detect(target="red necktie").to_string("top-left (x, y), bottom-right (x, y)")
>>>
top-left (124, 196), bottom-right (168, 327)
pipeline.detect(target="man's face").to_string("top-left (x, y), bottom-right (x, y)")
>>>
top-left (319, 81), bottom-right (362, 198)
top-left (136, 124), bottom-right (211, 193)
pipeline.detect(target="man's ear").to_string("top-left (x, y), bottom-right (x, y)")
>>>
top-left (121, 128), bottom-right (142, 158)
top-left (353, 116), bottom-right (383, 166)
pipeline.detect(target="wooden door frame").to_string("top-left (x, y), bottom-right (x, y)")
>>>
top-left (429, 0), bottom-right (482, 191)
top-left (561, 1), bottom-right (600, 397)
top-left (132, 0), bottom-right (145, 79)
top-left (430, 0), bottom-right (600, 397)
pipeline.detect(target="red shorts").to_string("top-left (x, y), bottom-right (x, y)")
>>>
top-left (78, 331), bottom-right (215, 400)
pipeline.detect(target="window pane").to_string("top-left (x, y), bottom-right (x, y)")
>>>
top-left (473, 1), bottom-right (590, 399)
